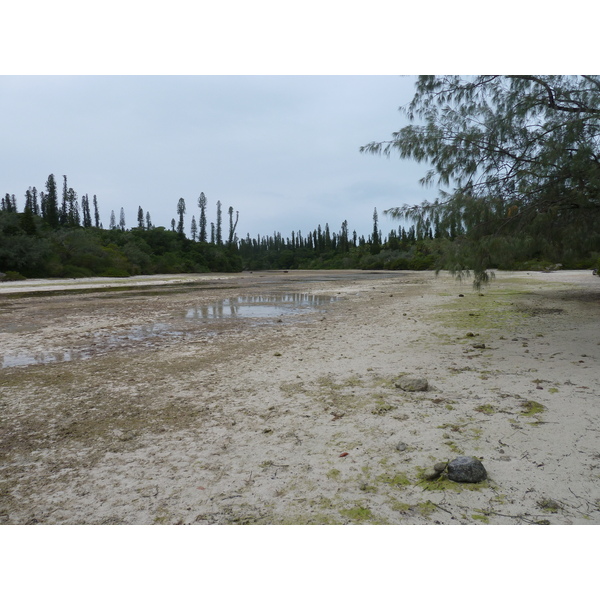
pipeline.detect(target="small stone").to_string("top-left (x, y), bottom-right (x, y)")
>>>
top-left (395, 375), bottom-right (429, 392)
top-left (471, 342), bottom-right (486, 349)
top-left (433, 462), bottom-right (448, 473)
top-left (447, 456), bottom-right (487, 483)
top-left (396, 442), bottom-right (407, 452)
top-left (421, 469), bottom-right (441, 481)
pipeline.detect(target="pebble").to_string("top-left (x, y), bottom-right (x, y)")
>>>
top-left (396, 442), bottom-right (407, 452)
top-left (395, 375), bottom-right (429, 392)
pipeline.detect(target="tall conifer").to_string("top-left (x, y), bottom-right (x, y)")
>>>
top-left (198, 192), bottom-right (207, 242)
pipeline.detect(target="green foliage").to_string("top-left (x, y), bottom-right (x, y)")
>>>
top-left (1, 270), bottom-right (27, 281)
top-left (0, 211), bottom-right (51, 276)
top-left (362, 75), bottom-right (600, 287)
top-left (0, 206), bottom-right (242, 279)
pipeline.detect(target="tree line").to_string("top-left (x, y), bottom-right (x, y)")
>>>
top-left (2, 170), bottom-right (598, 281)
top-left (0, 175), bottom-right (242, 279)
top-left (0, 172), bottom-right (441, 279)
top-left (3, 76), bottom-right (599, 282)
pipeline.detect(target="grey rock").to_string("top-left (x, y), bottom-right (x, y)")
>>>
top-left (396, 442), bottom-right (407, 452)
top-left (395, 376), bottom-right (429, 392)
top-left (447, 456), bottom-right (487, 483)
top-left (433, 462), bottom-right (448, 473)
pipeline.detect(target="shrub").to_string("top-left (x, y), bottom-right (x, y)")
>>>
top-left (1, 270), bottom-right (26, 281)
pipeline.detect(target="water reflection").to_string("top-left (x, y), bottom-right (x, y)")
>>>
top-left (2, 293), bottom-right (340, 368)
top-left (185, 293), bottom-right (339, 320)
top-left (1, 349), bottom-right (86, 368)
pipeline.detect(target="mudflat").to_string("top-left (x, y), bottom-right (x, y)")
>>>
top-left (1, 269), bottom-right (598, 524)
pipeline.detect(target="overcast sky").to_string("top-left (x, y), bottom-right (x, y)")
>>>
top-left (0, 75), bottom-right (429, 240)
top-left (2, 3), bottom-right (591, 245)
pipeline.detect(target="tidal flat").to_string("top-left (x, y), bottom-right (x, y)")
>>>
top-left (1, 269), bottom-right (599, 524)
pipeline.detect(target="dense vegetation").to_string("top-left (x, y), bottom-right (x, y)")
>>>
top-left (0, 179), bottom-right (441, 279)
top-left (3, 76), bottom-right (600, 281)
top-left (0, 177), bottom-right (242, 279)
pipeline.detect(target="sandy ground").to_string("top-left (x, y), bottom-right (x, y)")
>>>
top-left (0, 269), bottom-right (599, 525)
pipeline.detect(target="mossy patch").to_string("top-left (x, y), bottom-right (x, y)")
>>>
top-left (339, 503), bottom-right (374, 522)
top-left (430, 289), bottom-right (533, 334)
top-left (443, 440), bottom-right (462, 454)
top-left (376, 472), bottom-right (411, 488)
top-left (326, 469), bottom-right (341, 480)
top-left (472, 512), bottom-right (490, 524)
top-left (389, 500), bottom-right (412, 513)
top-left (520, 400), bottom-right (546, 417)
top-left (416, 501), bottom-right (438, 518)
top-left (344, 375), bottom-right (364, 387)
top-left (475, 404), bottom-right (496, 415)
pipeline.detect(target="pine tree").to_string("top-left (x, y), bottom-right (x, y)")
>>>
top-left (340, 220), bottom-right (349, 253)
top-left (146, 211), bottom-right (152, 229)
top-left (216, 200), bottom-right (222, 245)
top-left (60, 175), bottom-right (69, 226)
top-left (110, 210), bottom-right (116, 229)
top-left (81, 194), bottom-right (92, 228)
top-left (119, 207), bottom-right (126, 231)
top-left (177, 197), bottom-right (186, 237)
top-left (24, 189), bottom-right (33, 213)
top-left (198, 192), bottom-right (207, 242)
top-left (67, 188), bottom-right (79, 226)
top-left (371, 208), bottom-right (380, 254)
top-left (40, 191), bottom-right (46, 219)
top-left (93, 195), bottom-right (100, 228)
top-left (32, 187), bottom-right (39, 215)
top-left (228, 206), bottom-right (239, 245)
top-left (44, 174), bottom-right (59, 228)
top-left (190, 215), bottom-right (198, 241)
top-left (137, 206), bottom-right (144, 229)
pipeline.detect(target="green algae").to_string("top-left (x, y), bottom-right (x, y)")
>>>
top-left (520, 400), bottom-right (546, 417)
top-left (472, 512), bottom-right (490, 524)
top-left (376, 472), bottom-right (411, 488)
top-left (339, 503), bottom-right (374, 522)
top-left (416, 501), bottom-right (438, 518)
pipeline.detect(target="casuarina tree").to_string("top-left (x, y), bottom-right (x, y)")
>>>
top-left (361, 75), bottom-right (600, 286)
